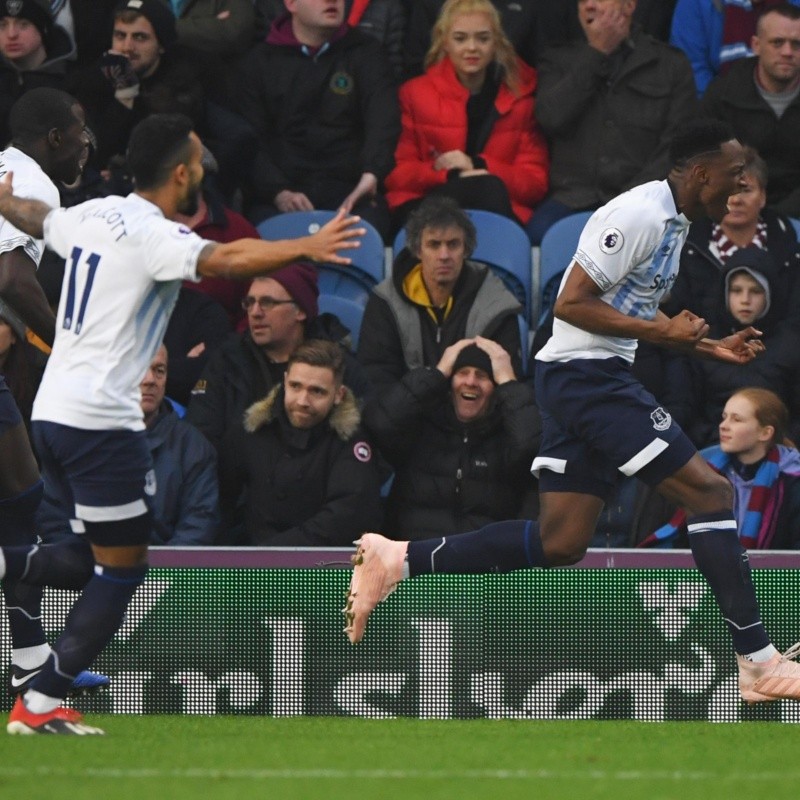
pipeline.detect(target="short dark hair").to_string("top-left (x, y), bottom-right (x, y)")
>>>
top-left (8, 88), bottom-right (79, 144)
top-left (126, 113), bottom-right (194, 190)
top-left (669, 119), bottom-right (737, 168)
top-left (405, 196), bottom-right (477, 258)
top-left (287, 339), bottom-right (345, 385)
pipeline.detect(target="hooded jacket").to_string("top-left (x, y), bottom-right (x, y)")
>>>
top-left (385, 56), bottom-right (549, 223)
top-left (357, 249), bottom-right (523, 394)
top-left (687, 247), bottom-right (800, 447)
top-left (662, 208), bottom-right (800, 333)
top-left (219, 384), bottom-right (384, 545)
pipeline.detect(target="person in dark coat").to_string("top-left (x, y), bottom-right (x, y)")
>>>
top-left (255, 0), bottom-right (407, 81)
top-left (235, 0), bottom-right (400, 238)
top-left (162, 287), bottom-right (231, 409)
top-left (364, 336), bottom-right (540, 540)
top-left (0, 0), bottom-right (75, 147)
top-left (139, 344), bottom-right (221, 545)
top-left (528, 0), bottom-right (697, 243)
top-left (69, 1), bottom-right (206, 177)
top-left (219, 339), bottom-right (384, 546)
top-left (700, 5), bottom-right (800, 216)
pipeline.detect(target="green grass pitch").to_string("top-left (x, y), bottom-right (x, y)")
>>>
top-left (2, 715), bottom-right (800, 800)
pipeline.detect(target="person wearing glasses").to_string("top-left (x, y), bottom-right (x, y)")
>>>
top-left (701, 4), bottom-right (800, 218)
top-left (186, 261), bottom-right (370, 452)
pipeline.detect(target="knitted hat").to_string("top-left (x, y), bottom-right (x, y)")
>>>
top-left (723, 246), bottom-right (774, 322)
top-left (115, 0), bottom-right (177, 49)
top-left (0, 299), bottom-right (26, 341)
top-left (270, 262), bottom-right (319, 320)
top-left (0, 0), bottom-right (53, 45)
top-left (452, 343), bottom-right (495, 383)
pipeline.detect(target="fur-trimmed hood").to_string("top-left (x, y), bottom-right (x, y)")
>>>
top-left (243, 383), bottom-right (361, 441)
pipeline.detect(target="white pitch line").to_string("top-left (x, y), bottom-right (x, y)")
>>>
top-left (0, 767), bottom-right (796, 782)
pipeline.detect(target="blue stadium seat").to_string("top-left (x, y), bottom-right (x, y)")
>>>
top-left (392, 209), bottom-right (533, 323)
top-left (257, 211), bottom-right (385, 306)
top-left (537, 211), bottom-right (593, 328)
top-left (318, 294), bottom-right (364, 351)
top-left (790, 217), bottom-right (800, 239)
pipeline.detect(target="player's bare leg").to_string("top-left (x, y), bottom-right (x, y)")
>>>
top-left (343, 534), bottom-right (407, 643)
top-left (343, 491), bottom-right (603, 644)
top-left (537, 492), bottom-right (604, 566)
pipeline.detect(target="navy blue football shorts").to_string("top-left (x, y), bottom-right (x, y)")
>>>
top-left (0, 375), bottom-right (23, 435)
top-left (32, 421), bottom-right (154, 546)
top-left (532, 357), bottom-right (696, 501)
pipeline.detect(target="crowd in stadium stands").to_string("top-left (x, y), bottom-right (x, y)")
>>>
top-left (4, 0), bottom-right (800, 548)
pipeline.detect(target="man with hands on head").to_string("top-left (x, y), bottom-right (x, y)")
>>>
top-left (363, 335), bottom-right (540, 540)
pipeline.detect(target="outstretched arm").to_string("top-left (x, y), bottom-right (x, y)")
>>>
top-left (197, 208), bottom-right (366, 279)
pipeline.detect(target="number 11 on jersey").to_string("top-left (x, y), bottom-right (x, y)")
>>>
top-left (63, 246), bottom-right (101, 334)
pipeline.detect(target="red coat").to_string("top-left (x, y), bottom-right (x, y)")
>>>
top-left (385, 57), bottom-right (549, 223)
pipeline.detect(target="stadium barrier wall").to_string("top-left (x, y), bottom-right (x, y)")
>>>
top-left (3, 548), bottom-right (800, 723)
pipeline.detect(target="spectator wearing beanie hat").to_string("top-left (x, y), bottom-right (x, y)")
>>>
top-left (0, 0), bottom-right (75, 145)
top-left (0, 0), bottom-right (53, 63)
top-left (187, 263), bottom-right (371, 453)
top-left (68, 0), bottom-right (206, 177)
top-left (363, 336), bottom-right (542, 540)
top-left (269, 261), bottom-right (319, 322)
top-left (686, 245), bottom-right (800, 448)
top-left (114, 0), bottom-right (178, 53)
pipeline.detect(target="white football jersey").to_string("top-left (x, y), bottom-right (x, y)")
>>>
top-left (0, 146), bottom-right (60, 267)
top-left (32, 193), bottom-right (207, 431)
top-left (537, 180), bottom-right (691, 364)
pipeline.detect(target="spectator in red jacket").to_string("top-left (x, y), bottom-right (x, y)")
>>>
top-left (385, 0), bottom-right (549, 233)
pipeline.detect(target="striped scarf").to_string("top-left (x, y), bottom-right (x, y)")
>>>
top-left (638, 446), bottom-right (783, 549)
top-left (710, 219), bottom-right (768, 263)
